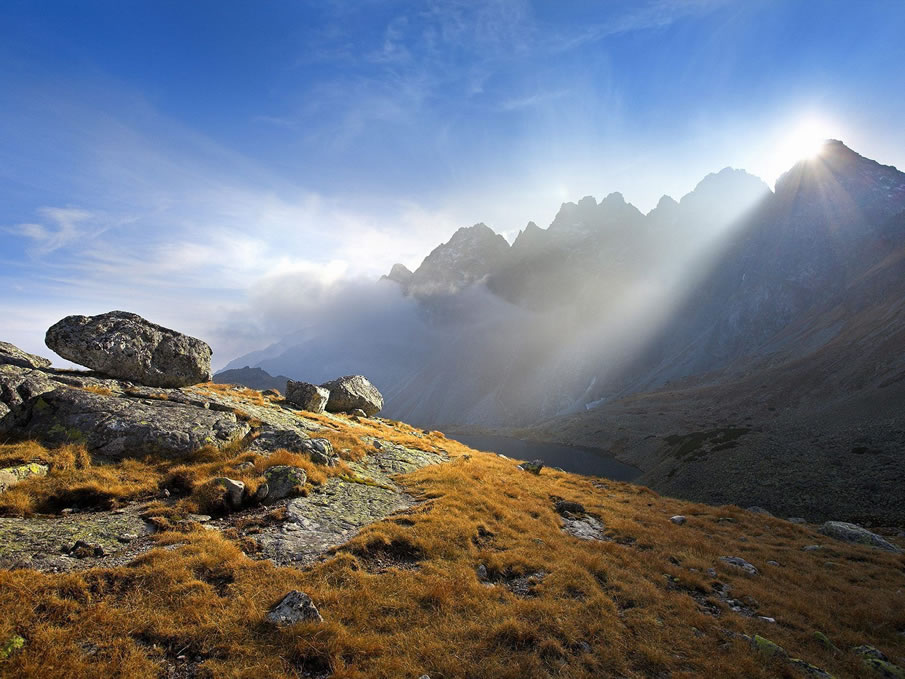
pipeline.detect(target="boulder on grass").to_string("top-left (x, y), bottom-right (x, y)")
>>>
top-left (285, 381), bottom-right (329, 413)
top-left (319, 375), bottom-right (383, 416)
top-left (819, 521), bottom-right (902, 552)
top-left (45, 311), bottom-right (212, 388)
top-left (267, 590), bottom-right (323, 625)
top-left (262, 465), bottom-right (307, 501)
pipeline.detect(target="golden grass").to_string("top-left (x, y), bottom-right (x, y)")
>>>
top-left (0, 426), bottom-right (903, 678)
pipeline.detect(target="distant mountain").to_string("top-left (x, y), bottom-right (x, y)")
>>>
top-left (213, 366), bottom-right (291, 393)
top-left (225, 140), bottom-right (905, 521)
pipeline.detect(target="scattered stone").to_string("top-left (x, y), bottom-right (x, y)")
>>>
top-left (68, 540), bottom-right (104, 558)
top-left (302, 438), bottom-right (339, 466)
top-left (719, 556), bottom-right (758, 575)
top-left (751, 634), bottom-right (786, 658)
top-left (350, 408), bottom-right (368, 418)
top-left (813, 631), bottom-right (838, 652)
top-left (255, 483), bottom-right (270, 503)
top-left (554, 499), bottom-right (586, 515)
top-left (212, 477), bottom-right (245, 508)
top-left (747, 506), bottom-right (773, 516)
top-left (802, 545), bottom-right (822, 551)
top-left (262, 465), bottom-right (307, 501)
top-left (320, 375), bottom-right (383, 416)
top-left (475, 564), bottom-right (489, 581)
top-left (561, 513), bottom-right (607, 541)
top-left (518, 459), bottom-right (544, 474)
top-left (766, 560), bottom-right (780, 567)
top-left (854, 646), bottom-right (905, 679)
top-left (266, 590), bottom-right (323, 626)
top-left (670, 515), bottom-right (687, 525)
top-left (45, 311), bottom-right (212, 387)
top-left (0, 462), bottom-right (49, 492)
top-left (853, 645), bottom-right (887, 661)
top-left (789, 658), bottom-right (836, 678)
top-left (0, 341), bottom-right (51, 369)
top-left (758, 616), bottom-right (776, 623)
top-left (285, 381), bottom-right (329, 413)
top-left (787, 517), bottom-right (807, 524)
top-left (819, 521), bottom-right (902, 552)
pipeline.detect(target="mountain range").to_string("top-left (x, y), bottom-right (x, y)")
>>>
top-left (226, 140), bottom-right (905, 523)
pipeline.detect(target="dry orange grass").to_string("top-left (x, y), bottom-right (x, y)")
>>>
top-left (0, 429), bottom-right (903, 678)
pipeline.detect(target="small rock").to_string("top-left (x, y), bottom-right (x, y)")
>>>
top-left (751, 634), bottom-right (786, 658)
top-left (285, 381), bottom-right (329, 414)
top-left (187, 514), bottom-right (211, 523)
top-left (302, 438), bottom-right (338, 466)
top-left (802, 544), bottom-right (822, 551)
top-left (476, 564), bottom-right (489, 581)
top-left (518, 459), bottom-right (544, 474)
top-left (212, 477), bottom-right (245, 508)
top-left (263, 465), bottom-right (307, 501)
top-left (766, 560), bottom-right (780, 567)
top-left (787, 517), bottom-right (807, 524)
top-left (670, 515), bottom-right (687, 525)
top-left (819, 521), bottom-right (902, 552)
top-left (758, 616), bottom-right (776, 623)
top-left (266, 590), bottom-right (323, 626)
top-left (255, 483), bottom-right (270, 502)
top-left (747, 506), bottom-right (773, 516)
top-left (554, 499), bottom-right (586, 515)
top-left (719, 556), bottom-right (758, 575)
top-left (350, 408), bottom-right (368, 418)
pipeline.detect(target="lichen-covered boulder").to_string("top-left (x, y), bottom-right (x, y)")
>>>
top-left (20, 388), bottom-right (249, 458)
top-left (45, 311), bottom-right (212, 387)
top-left (0, 462), bottom-right (49, 492)
top-left (285, 380), bottom-right (329, 413)
top-left (819, 521), bottom-right (902, 552)
top-left (263, 465), bottom-right (307, 501)
top-left (301, 438), bottom-right (338, 466)
top-left (319, 375), bottom-right (383, 416)
top-left (0, 341), bottom-right (52, 369)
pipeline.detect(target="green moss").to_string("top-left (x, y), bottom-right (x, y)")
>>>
top-left (752, 634), bottom-right (786, 658)
top-left (813, 631), bottom-right (837, 651)
top-left (0, 634), bottom-right (25, 660)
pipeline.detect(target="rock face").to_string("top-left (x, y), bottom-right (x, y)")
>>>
top-left (818, 521), bottom-right (902, 552)
top-left (45, 311), bottom-right (212, 388)
top-left (285, 380), bottom-right (330, 413)
top-left (320, 375), bottom-right (383, 416)
top-left (0, 342), bottom-right (52, 370)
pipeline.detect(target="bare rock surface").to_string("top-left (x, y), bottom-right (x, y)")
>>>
top-left (254, 440), bottom-right (447, 566)
top-left (45, 311), bottom-right (212, 388)
top-left (819, 521), bottom-right (902, 552)
top-left (0, 342), bottom-right (52, 370)
top-left (320, 375), bottom-right (384, 416)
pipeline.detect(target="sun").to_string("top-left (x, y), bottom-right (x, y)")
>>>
top-left (767, 115), bottom-right (839, 184)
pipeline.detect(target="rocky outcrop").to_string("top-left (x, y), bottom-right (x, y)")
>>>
top-left (320, 375), bottom-right (383, 416)
top-left (45, 311), bottom-right (212, 388)
top-left (819, 521), bottom-right (902, 552)
top-left (0, 342), bottom-right (52, 370)
top-left (285, 380), bottom-right (329, 413)
top-left (20, 388), bottom-right (250, 458)
top-left (261, 465), bottom-right (307, 501)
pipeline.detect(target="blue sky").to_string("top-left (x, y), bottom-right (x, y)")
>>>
top-left (2, 0), bottom-right (905, 366)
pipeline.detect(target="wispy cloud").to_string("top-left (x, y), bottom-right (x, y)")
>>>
top-left (10, 207), bottom-right (96, 255)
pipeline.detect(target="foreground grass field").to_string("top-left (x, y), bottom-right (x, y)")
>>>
top-left (0, 409), bottom-right (903, 678)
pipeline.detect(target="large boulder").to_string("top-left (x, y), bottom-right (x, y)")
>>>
top-left (818, 521), bottom-right (902, 552)
top-left (319, 375), bottom-right (383, 416)
top-left (45, 311), bottom-right (212, 388)
top-left (19, 388), bottom-right (249, 458)
top-left (0, 342), bottom-right (52, 370)
top-left (285, 380), bottom-right (329, 413)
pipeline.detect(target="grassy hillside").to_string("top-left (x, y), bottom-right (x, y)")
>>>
top-left (0, 392), bottom-right (903, 678)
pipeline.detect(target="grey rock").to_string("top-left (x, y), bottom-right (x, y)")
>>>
top-left (247, 427), bottom-right (311, 454)
top-left (766, 560), bottom-right (780, 567)
top-left (0, 364), bottom-right (56, 430)
top-left (719, 556), bottom-right (759, 575)
top-left (350, 408), bottom-right (367, 418)
top-left (0, 341), bottom-right (52, 369)
top-left (45, 311), bottom-right (212, 387)
top-left (254, 483), bottom-right (270, 502)
top-left (518, 459), bottom-right (544, 474)
top-left (212, 477), bottom-right (245, 508)
top-left (285, 381), bottom-right (329, 413)
top-left (802, 545), bottom-right (822, 551)
top-left (0, 462), bottom-right (49, 492)
top-left (266, 590), bottom-right (323, 626)
top-left (819, 521), bottom-right (902, 552)
top-left (302, 438), bottom-right (338, 466)
top-left (561, 514), bottom-right (607, 541)
top-left (320, 375), bottom-right (383, 416)
top-left (787, 517), bottom-right (807, 524)
top-left (476, 564), bottom-right (489, 581)
top-left (554, 499), bottom-right (586, 515)
top-left (263, 465), bottom-right (307, 501)
top-left (670, 515), bottom-right (687, 525)
top-left (747, 506), bottom-right (773, 516)
top-left (19, 388), bottom-right (250, 458)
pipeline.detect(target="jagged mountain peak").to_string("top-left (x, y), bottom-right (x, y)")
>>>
top-left (407, 223), bottom-right (510, 296)
top-left (381, 263), bottom-right (414, 286)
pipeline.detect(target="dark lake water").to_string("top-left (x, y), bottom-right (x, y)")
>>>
top-left (450, 434), bottom-right (641, 481)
